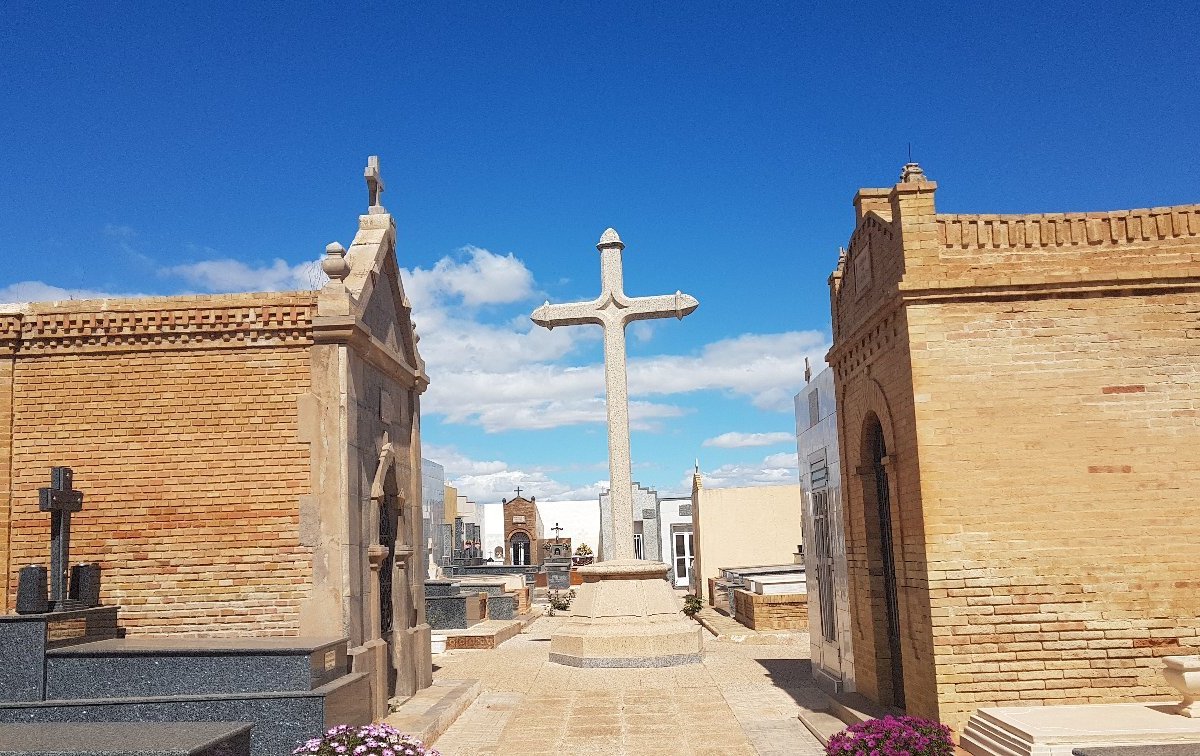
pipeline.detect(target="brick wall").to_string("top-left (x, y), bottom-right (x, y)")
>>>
top-left (732, 589), bottom-right (808, 631)
top-left (830, 169), bottom-right (1200, 733)
top-left (910, 291), bottom-right (1200, 730)
top-left (0, 295), bottom-right (316, 636)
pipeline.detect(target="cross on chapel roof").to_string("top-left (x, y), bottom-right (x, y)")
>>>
top-left (365, 155), bottom-right (386, 214)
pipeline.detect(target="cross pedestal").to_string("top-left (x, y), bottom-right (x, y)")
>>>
top-left (531, 228), bottom-right (703, 667)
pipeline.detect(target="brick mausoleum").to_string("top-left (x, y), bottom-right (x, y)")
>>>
top-left (829, 164), bottom-right (1200, 732)
top-left (0, 159), bottom-right (433, 713)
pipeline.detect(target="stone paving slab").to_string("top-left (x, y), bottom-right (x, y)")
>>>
top-left (429, 615), bottom-right (825, 755)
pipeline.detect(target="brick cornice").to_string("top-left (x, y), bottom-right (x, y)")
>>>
top-left (936, 204), bottom-right (1200, 250)
top-left (0, 300), bottom-right (315, 356)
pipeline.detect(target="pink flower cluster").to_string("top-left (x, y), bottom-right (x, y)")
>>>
top-left (825, 715), bottom-right (954, 756)
top-left (292, 723), bottom-right (440, 756)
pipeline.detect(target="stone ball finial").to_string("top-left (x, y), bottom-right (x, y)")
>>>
top-left (597, 227), bottom-right (625, 250)
top-left (322, 242), bottom-right (350, 281)
top-left (900, 162), bottom-right (928, 183)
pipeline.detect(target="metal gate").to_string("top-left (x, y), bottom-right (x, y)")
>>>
top-left (379, 494), bottom-right (397, 636)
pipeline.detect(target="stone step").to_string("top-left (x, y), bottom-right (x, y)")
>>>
top-left (0, 721), bottom-right (252, 756)
top-left (796, 708), bottom-right (849, 745)
top-left (44, 636), bottom-right (348, 699)
top-left (0, 671), bottom-right (371, 756)
top-left (383, 679), bottom-right (480, 746)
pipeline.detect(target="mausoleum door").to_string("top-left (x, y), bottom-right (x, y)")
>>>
top-left (510, 532), bottom-right (530, 566)
top-left (864, 417), bottom-right (905, 710)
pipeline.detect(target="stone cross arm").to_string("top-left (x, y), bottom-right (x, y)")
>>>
top-left (532, 291), bottom-right (699, 330)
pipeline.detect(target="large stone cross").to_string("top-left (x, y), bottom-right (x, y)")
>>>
top-left (38, 466), bottom-right (83, 604)
top-left (532, 228), bottom-right (698, 561)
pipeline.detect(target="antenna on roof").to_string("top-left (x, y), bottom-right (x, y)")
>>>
top-left (907, 142), bottom-right (912, 163)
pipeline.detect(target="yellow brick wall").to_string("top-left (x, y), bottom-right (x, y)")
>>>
top-left (732, 589), bottom-right (809, 631)
top-left (909, 292), bottom-right (1200, 731)
top-left (4, 346), bottom-right (313, 636)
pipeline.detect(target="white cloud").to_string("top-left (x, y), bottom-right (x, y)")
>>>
top-left (0, 281), bottom-right (143, 304)
top-left (762, 452), bottom-right (799, 469)
top-left (161, 257), bottom-right (326, 292)
top-left (685, 451), bottom-right (801, 490)
top-left (403, 246), bottom-right (534, 309)
top-left (628, 332), bottom-right (828, 412)
top-left (703, 431), bottom-right (795, 448)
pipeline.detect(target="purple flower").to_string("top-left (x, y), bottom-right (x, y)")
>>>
top-left (826, 715), bottom-right (953, 756)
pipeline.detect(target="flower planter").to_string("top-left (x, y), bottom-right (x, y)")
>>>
top-left (1163, 655), bottom-right (1200, 717)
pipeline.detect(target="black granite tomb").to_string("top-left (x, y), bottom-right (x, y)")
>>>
top-left (424, 580), bottom-right (471, 630)
top-left (486, 594), bottom-right (516, 620)
top-left (0, 721), bottom-right (252, 756)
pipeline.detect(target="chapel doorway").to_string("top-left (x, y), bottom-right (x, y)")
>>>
top-left (864, 415), bottom-right (905, 710)
top-left (510, 532), bottom-right (531, 566)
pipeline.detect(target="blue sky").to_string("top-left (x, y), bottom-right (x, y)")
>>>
top-left (2, 2), bottom-right (1197, 501)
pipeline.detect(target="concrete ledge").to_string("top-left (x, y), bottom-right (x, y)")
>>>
top-left (384, 679), bottom-right (479, 747)
top-left (547, 652), bottom-right (703, 668)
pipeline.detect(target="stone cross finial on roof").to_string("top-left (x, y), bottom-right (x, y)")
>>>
top-left (365, 155), bottom-right (386, 214)
top-left (899, 162), bottom-right (928, 183)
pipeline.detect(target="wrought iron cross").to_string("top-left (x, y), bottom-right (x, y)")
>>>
top-left (531, 228), bottom-right (698, 561)
top-left (39, 467), bottom-right (83, 605)
top-left (514, 486), bottom-right (523, 498)
top-left (551, 522), bottom-right (564, 542)
top-left (364, 155), bottom-right (385, 212)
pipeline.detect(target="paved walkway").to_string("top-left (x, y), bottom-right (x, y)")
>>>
top-left (430, 615), bottom-right (826, 756)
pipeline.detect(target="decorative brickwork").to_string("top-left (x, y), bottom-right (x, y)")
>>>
top-left (829, 166), bottom-right (1200, 734)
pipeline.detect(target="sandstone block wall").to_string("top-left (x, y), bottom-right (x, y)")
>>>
top-left (0, 295), bottom-right (316, 636)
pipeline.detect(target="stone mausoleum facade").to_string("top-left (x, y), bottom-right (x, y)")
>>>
top-left (0, 159), bottom-right (433, 717)
top-left (828, 164), bottom-right (1200, 732)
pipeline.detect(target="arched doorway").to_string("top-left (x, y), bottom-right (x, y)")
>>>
top-left (862, 414), bottom-right (905, 709)
top-left (510, 531), bottom-right (531, 566)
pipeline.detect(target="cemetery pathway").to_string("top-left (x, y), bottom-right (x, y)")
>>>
top-left (429, 615), bottom-right (826, 756)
